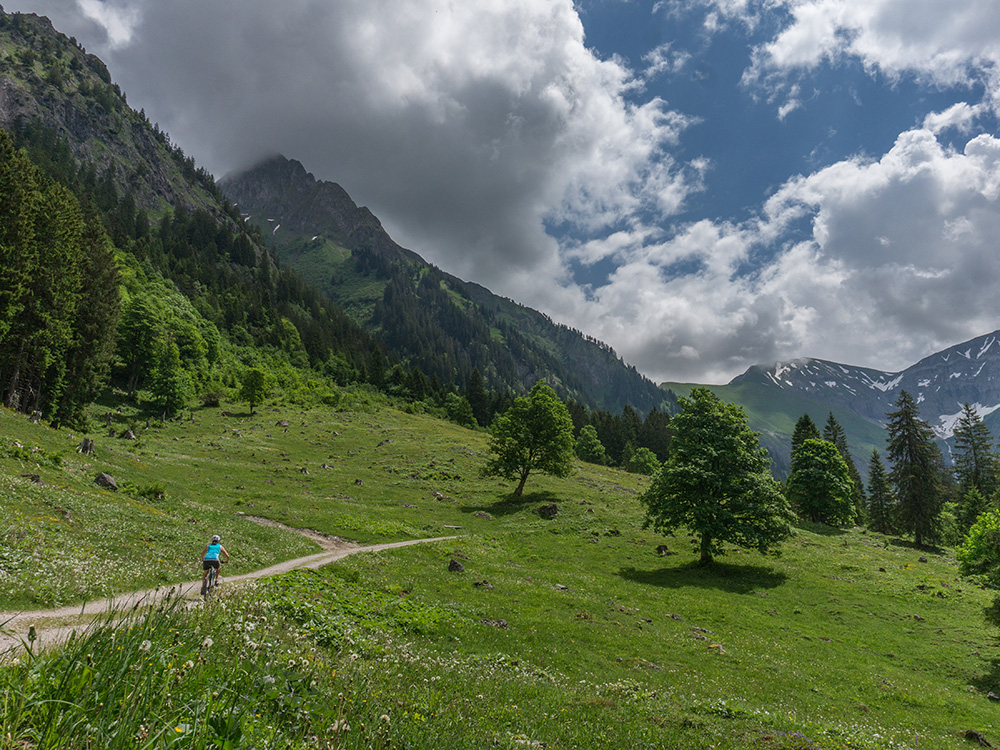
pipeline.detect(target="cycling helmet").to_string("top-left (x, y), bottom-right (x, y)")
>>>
top-left (211, 535), bottom-right (221, 543)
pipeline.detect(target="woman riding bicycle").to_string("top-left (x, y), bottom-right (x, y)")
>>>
top-left (201, 534), bottom-right (230, 592)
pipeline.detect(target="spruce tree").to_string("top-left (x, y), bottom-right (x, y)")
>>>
top-left (886, 391), bottom-right (944, 547)
top-left (791, 414), bottom-right (821, 455)
top-left (866, 449), bottom-right (896, 535)
top-left (952, 402), bottom-right (999, 498)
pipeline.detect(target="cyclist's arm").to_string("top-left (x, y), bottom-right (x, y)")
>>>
top-left (220, 546), bottom-right (230, 563)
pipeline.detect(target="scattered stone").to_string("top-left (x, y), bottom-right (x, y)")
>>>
top-left (120, 429), bottom-right (137, 440)
top-left (403, 504), bottom-right (418, 508)
top-left (377, 439), bottom-right (391, 447)
top-left (94, 472), bottom-right (118, 491)
top-left (448, 559), bottom-right (465, 572)
top-left (77, 438), bottom-right (96, 455)
top-left (656, 544), bottom-right (674, 556)
top-left (473, 511), bottom-right (493, 520)
top-left (354, 478), bottom-right (363, 486)
top-left (879, 567), bottom-right (886, 572)
top-left (277, 420), bottom-right (290, 427)
top-left (913, 615), bottom-right (925, 622)
top-left (473, 580), bottom-right (494, 589)
top-left (299, 467), bottom-right (309, 474)
top-left (988, 692), bottom-right (1000, 702)
top-left (321, 463), bottom-right (333, 469)
top-left (555, 584), bottom-right (568, 591)
top-left (961, 729), bottom-right (992, 747)
top-left (481, 619), bottom-right (509, 629)
top-left (21, 474), bottom-right (42, 484)
top-left (709, 644), bottom-right (727, 654)
top-left (670, 613), bottom-right (682, 620)
top-left (919, 556), bottom-right (928, 563)
top-left (537, 503), bottom-right (558, 519)
top-left (693, 631), bottom-right (708, 641)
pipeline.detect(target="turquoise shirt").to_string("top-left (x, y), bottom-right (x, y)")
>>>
top-left (204, 543), bottom-right (222, 561)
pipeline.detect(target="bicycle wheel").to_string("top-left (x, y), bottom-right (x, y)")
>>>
top-left (203, 567), bottom-right (216, 597)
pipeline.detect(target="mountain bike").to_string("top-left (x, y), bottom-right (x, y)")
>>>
top-left (202, 563), bottom-right (223, 598)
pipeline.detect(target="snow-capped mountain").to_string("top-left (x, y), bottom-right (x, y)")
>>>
top-left (730, 330), bottom-right (1000, 440)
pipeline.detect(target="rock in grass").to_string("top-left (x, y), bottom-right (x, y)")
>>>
top-left (960, 729), bottom-right (992, 747)
top-left (94, 472), bottom-right (118, 491)
top-left (448, 559), bottom-right (465, 572)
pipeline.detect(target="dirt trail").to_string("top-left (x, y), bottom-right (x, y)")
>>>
top-left (0, 519), bottom-right (457, 655)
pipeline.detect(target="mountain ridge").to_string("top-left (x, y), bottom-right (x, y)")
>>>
top-left (221, 154), bottom-right (673, 415)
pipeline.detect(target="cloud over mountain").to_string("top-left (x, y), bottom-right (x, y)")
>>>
top-left (11, 0), bottom-right (1000, 384)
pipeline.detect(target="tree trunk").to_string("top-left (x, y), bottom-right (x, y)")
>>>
top-left (513, 470), bottom-right (530, 497)
top-left (699, 533), bottom-right (714, 565)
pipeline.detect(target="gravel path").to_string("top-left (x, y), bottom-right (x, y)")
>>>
top-left (0, 519), bottom-right (457, 655)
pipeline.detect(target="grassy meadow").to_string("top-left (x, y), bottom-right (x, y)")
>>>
top-left (1, 393), bottom-right (1000, 748)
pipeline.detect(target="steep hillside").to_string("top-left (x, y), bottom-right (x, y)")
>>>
top-left (221, 155), bottom-right (672, 414)
top-left (0, 11), bottom-right (224, 217)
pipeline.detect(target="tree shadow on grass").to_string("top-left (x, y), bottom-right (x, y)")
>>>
top-left (461, 490), bottom-right (561, 518)
top-left (618, 560), bottom-right (788, 595)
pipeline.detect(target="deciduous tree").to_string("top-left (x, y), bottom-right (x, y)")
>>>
top-left (787, 438), bottom-right (854, 525)
top-left (481, 381), bottom-right (575, 497)
top-left (640, 387), bottom-right (792, 565)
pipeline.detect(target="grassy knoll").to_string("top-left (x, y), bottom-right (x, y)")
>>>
top-left (2, 398), bottom-right (1000, 748)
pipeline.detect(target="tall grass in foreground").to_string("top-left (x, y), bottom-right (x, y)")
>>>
top-left (0, 587), bottom-right (374, 750)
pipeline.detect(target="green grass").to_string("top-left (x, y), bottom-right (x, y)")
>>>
top-left (2, 399), bottom-right (1000, 748)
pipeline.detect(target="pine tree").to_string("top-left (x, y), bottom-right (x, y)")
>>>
top-left (886, 391), bottom-right (944, 547)
top-left (866, 449), bottom-right (895, 535)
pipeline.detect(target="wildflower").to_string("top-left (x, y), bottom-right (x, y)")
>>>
top-left (184, 660), bottom-right (194, 669)
top-left (380, 714), bottom-right (390, 725)
top-left (140, 640), bottom-right (152, 653)
top-left (200, 637), bottom-right (214, 650)
top-left (27, 625), bottom-right (36, 642)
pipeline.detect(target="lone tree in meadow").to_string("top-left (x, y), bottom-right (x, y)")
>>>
top-left (640, 387), bottom-right (792, 565)
top-left (787, 438), bottom-right (854, 525)
top-left (886, 390), bottom-right (944, 547)
top-left (239, 367), bottom-right (268, 415)
top-left (481, 380), bottom-right (575, 497)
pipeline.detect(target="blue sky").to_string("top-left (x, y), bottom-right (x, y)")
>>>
top-left (10, 0), bottom-right (1000, 384)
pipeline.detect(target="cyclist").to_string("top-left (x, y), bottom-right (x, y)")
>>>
top-left (200, 534), bottom-right (230, 593)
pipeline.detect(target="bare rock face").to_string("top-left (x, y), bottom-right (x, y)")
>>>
top-left (94, 472), bottom-right (118, 491)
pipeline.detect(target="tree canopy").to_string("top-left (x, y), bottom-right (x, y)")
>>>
top-left (787, 438), bottom-right (854, 526)
top-left (639, 387), bottom-right (792, 565)
top-left (481, 380), bottom-right (575, 497)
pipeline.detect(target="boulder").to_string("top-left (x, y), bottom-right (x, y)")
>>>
top-left (448, 559), bottom-right (465, 572)
top-left (538, 503), bottom-right (558, 519)
top-left (94, 472), bottom-right (118, 491)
